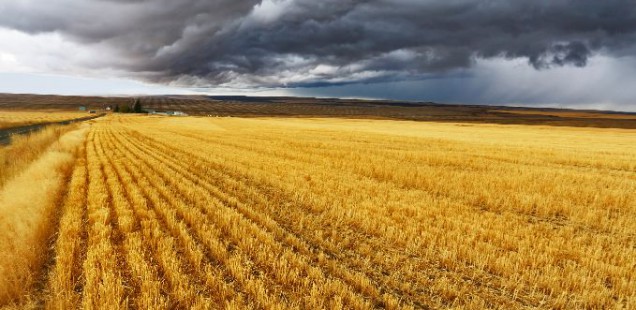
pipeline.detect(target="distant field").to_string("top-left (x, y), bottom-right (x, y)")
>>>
top-left (2, 93), bottom-right (636, 129)
top-left (0, 111), bottom-right (88, 129)
top-left (1, 115), bottom-right (634, 309)
top-left (0, 94), bottom-right (130, 111)
top-left (496, 109), bottom-right (636, 120)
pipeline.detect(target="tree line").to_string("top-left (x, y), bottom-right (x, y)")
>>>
top-left (113, 98), bottom-right (143, 113)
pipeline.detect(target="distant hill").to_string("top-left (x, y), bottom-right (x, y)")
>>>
top-left (1, 93), bottom-right (635, 129)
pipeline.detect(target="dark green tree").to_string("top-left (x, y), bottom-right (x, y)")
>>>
top-left (113, 104), bottom-right (120, 112)
top-left (132, 98), bottom-right (143, 113)
top-left (120, 104), bottom-right (131, 113)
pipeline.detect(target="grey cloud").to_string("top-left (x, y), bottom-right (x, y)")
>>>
top-left (1, 0), bottom-right (635, 87)
top-left (292, 56), bottom-right (636, 112)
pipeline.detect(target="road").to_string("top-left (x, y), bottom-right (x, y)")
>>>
top-left (0, 114), bottom-right (104, 145)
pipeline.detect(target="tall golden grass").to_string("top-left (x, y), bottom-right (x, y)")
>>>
top-left (0, 125), bottom-right (75, 188)
top-left (2, 114), bottom-right (636, 309)
top-left (0, 125), bottom-right (88, 306)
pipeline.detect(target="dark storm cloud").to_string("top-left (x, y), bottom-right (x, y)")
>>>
top-left (1, 0), bottom-right (635, 87)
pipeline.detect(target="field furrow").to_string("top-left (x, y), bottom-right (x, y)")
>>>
top-left (119, 127), bottom-right (422, 308)
top-left (106, 128), bottom-right (335, 309)
top-left (45, 142), bottom-right (89, 309)
top-left (100, 130), bottom-right (222, 308)
top-left (161, 130), bottom-right (542, 306)
top-left (156, 126), bottom-right (635, 233)
top-left (81, 130), bottom-right (128, 309)
top-left (94, 130), bottom-right (170, 309)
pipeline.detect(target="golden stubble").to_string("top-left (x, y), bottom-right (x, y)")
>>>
top-left (3, 114), bottom-right (636, 309)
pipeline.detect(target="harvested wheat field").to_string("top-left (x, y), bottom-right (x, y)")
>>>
top-left (1, 114), bottom-right (635, 309)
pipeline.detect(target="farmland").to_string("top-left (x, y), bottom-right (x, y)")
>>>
top-left (0, 111), bottom-right (89, 129)
top-left (2, 93), bottom-right (636, 129)
top-left (1, 114), bottom-right (635, 309)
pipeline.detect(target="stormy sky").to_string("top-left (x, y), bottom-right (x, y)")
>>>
top-left (1, 0), bottom-right (636, 111)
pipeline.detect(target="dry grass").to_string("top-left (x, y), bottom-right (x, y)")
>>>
top-left (0, 111), bottom-right (87, 129)
top-left (2, 114), bottom-right (636, 309)
top-left (0, 125), bottom-right (76, 187)
top-left (0, 125), bottom-right (89, 306)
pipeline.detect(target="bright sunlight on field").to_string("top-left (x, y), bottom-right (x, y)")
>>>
top-left (1, 114), bottom-right (635, 309)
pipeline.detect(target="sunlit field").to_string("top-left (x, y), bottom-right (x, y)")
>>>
top-left (1, 114), bottom-right (635, 309)
top-left (0, 111), bottom-right (88, 129)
